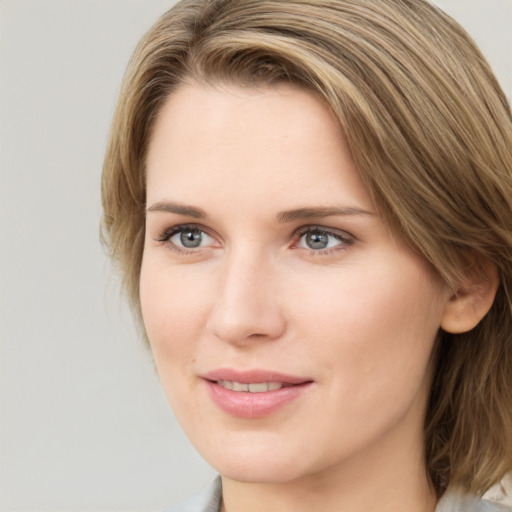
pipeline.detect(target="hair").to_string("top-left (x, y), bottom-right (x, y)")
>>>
top-left (101, 0), bottom-right (512, 497)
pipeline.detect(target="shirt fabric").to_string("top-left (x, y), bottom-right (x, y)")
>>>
top-left (165, 477), bottom-right (512, 512)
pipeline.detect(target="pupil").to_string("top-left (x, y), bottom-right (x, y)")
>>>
top-left (306, 232), bottom-right (328, 249)
top-left (180, 229), bottom-right (202, 248)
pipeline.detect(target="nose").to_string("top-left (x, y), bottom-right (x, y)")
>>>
top-left (206, 251), bottom-right (286, 345)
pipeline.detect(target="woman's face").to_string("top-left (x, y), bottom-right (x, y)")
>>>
top-left (141, 82), bottom-right (452, 483)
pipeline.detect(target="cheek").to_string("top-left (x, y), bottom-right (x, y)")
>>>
top-left (289, 256), bottom-right (445, 391)
top-left (291, 257), bottom-right (443, 334)
top-left (139, 258), bottom-right (212, 424)
top-left (284, 262), bottom-right (445, 462)
top-left (139, 256), bottom-right (210, 364)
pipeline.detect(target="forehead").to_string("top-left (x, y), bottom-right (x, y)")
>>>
top-left (147, 82), bottom-right (341, 167)
top-left (145, 82), bottom-right (373, 214)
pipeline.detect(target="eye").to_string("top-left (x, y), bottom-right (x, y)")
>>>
top-left (157, 225), bottom-right (216, 252)
top-left (172, 228), bottom-right (208, 248)
top-left (296, 227), bottom-right (353, 252)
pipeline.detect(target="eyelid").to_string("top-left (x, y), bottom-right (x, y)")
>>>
top-left (294, 224), bottom-right (355, 240)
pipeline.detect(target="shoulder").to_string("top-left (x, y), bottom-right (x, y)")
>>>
top-left (436, 486), bottom-right (512, 512)
top-left (163, 477), bottom-right (222, 512)
top-left (162, 476), bottom-right (512, 512)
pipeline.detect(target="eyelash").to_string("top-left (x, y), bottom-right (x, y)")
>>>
top-left (293, 225), bottom-right (354, 255)
top-left (155, 224), bottom-right (215, 254)
top-left (154, 224), bottom-right (354, 256)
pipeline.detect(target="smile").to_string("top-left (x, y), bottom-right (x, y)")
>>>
top-left (216, 380), bottom-right (289, 392)
top-left (203, 369), bottom-right (313, 418)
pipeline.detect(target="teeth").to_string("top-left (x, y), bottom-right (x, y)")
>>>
top-left (232, 381), bottom-right (249, 392)
top-left (248, 383), bottom-right (268, 393)
top-left (219, 380), bottom-right (233, 390)
top-left (217, 380), bottom-right (284, 393)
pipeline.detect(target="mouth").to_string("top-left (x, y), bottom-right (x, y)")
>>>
top-left (214, 380), bottom-right (295, 392)
top-left (202, 369), bottom-right (313, 418)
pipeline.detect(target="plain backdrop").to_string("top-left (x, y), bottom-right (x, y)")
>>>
top-left (0, 1), bottom-right (511, 511)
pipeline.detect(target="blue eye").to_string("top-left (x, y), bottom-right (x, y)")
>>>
top-left (297, 228), bottom-right (352, 251)
top-left (174, 228), bottom-right (205, 248)
top-left (158, 225), bottom-right (215, 251)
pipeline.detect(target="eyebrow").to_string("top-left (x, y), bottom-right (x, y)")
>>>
top-left (146, 201), bottom-right (206, 218)
top-left (146, 201), bottom-right (374, 222)
top-left (276, 206), bottom-right (374, 222)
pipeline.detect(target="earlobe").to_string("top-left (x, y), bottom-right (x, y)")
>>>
top-left (441, 261), bottom-right (500, 334)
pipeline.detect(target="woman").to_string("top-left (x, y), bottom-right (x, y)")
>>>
top-left (101, 1), bottom-right (512, 511)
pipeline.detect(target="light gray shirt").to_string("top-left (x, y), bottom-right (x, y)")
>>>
top-left (165, 477), bottom-right (512, 512)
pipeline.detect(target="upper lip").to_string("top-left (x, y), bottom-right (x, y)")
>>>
top-left (202, 368), bottom-right (312, 384)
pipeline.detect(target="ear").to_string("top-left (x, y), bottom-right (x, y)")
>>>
top-left (441, 260), bottom-right (500, 334)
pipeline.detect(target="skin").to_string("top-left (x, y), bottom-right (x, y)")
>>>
top-left (140, 82), bottom-right (455, 512)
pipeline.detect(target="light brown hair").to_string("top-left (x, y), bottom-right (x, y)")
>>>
top-left (101, 0), bottom-right (512, 496)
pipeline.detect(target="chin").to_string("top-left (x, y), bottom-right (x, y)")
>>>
top-left (195, 431), bottom-right (326, 484)
top-left (212, 457), bottom-right (306, 484)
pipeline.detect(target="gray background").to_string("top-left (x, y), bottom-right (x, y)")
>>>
top-left (0, 1), bottom-right (511, 511)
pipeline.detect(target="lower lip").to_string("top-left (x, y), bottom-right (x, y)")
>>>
top-left (205, 380), bottom-right (312, 418)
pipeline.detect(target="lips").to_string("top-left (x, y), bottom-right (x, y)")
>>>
top-left (202, 369), bottom-right (313, 418)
